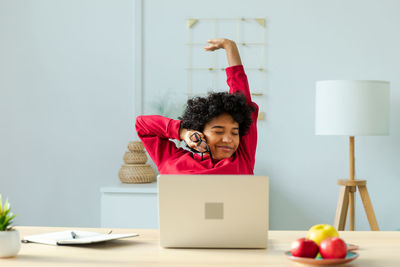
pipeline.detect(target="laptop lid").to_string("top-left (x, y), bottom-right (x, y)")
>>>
top-left (158, 175), bottom-right (269, 248)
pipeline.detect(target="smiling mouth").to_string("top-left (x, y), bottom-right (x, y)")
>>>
top-left (217, 146), bottom-right (234, 152)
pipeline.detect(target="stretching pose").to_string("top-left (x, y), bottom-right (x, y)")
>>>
top-left (135, 38), bottom-right (258, 174)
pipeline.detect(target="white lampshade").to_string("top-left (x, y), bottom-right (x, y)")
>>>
top-left (315, 80), bottom-right (390, 136)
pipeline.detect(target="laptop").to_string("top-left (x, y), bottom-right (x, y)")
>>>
top-left (158, 175), bottom-right (269, 248)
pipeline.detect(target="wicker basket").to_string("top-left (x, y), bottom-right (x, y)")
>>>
top-left (119, 164), bottom-right (155, 184)
top-left (128, 141), bottom-right (144, 152)
top-left (123, 151), bottom-right (147, 164)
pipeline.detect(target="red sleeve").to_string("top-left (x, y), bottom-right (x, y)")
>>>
top-left (225, 65), bottom-right (259, 164)
top-left (135, 115), bottom-right (181, 167)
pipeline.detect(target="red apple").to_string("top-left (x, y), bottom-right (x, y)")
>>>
top-left (319, 237), bottom-right (347, 259)
top-left (290, 238), bottom-right (319, 258)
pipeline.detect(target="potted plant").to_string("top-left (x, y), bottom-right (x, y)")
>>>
top-left (0, 194), bottom-right (20, 258)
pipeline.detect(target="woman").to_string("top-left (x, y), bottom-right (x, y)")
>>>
top-left (135, 38), bottom-right (258, 174)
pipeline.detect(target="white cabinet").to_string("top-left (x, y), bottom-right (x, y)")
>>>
top-left (100, 183), bottom-right (158, 228)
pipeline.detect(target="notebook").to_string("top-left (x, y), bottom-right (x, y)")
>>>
top-left (22, 230), bottom-right (139, 245)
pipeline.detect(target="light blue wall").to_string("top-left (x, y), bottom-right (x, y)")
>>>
top-left (0, 0), bottom-right (399, 230)
top-left (0, 0), bottom-right (135, 227)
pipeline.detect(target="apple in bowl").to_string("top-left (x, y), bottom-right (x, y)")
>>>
top-left (306, 224), bottom-right (339, 245)
top-left (319, 237), bottom-right (347, 259)
top-left (290, 238), bottom-right (319, 258)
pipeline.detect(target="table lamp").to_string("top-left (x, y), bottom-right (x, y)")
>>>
top-left (315, 80), bottom-right (390, 231)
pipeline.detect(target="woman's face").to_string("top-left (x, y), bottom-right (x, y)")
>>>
top-left (203, 113), bottom-right (240, 161)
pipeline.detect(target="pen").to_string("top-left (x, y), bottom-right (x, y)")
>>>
top-left (71, 231), bottom-right (78, 239)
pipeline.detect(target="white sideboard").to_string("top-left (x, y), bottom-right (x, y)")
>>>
top-left (100, 183), bottom-right (158, 229)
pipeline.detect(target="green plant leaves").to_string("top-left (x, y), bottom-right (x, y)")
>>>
top-left (0, 194), bottom-right (16, 231)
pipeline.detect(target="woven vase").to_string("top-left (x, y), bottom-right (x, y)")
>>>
top-left (128, 141), bottom-right (144, 152)
top-left (123, 151), bottom-right (147, 164)
top-left (119, 164), bottom-right (155, 184)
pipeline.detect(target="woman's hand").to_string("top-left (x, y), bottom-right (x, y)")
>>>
top-left (204, 38), bottom-right (242, 66)
top-left (179, 128), bottom-right (209, 153)
top-left (204, 38), bottom-right (233, 51)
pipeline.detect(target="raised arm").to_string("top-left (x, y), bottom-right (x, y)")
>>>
top-left (205, 39), bottom-right (251, 102)
top-left (205, 38), bottom-right (259, 164)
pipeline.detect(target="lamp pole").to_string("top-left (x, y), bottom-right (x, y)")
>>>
top-left (349, 136), bottom-right (355, 231)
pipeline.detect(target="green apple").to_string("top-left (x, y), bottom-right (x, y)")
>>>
top-left (306, 224), bottom-right (339, 245)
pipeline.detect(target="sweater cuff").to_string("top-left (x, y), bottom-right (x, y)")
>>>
top-left (168, 119), bottom-right (182, 140)
top-left (225, 64), bottom-right (244, 76)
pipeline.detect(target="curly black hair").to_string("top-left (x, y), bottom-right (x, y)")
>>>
top-left (179, 92), bottom-right (256, 136)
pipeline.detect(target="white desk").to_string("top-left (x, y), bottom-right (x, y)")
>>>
top-left (4, 226), bottom-right (400, 266)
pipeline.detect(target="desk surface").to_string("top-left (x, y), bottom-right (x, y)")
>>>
top-left (2, 226), bottom-right (399, 266)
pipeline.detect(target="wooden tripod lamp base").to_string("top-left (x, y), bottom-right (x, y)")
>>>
top-left (333, 137), bottom-right (380, 231)
top-left (334, 179), bottom-right (379, 231)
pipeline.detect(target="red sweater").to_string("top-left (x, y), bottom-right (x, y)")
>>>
top-left (135, 65), bottom-right (258, 174)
